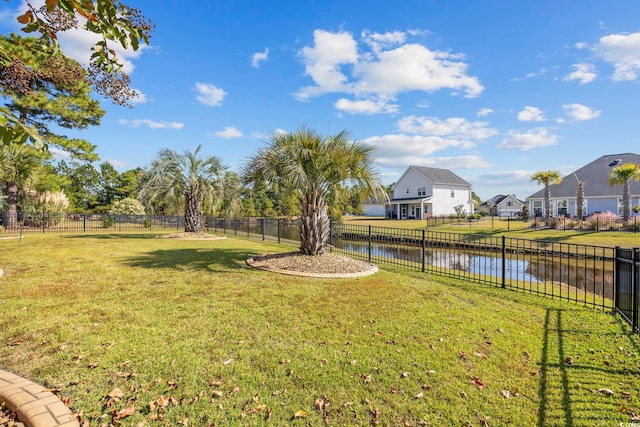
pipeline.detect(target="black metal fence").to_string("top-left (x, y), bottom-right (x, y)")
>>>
top-left (529, 215), bottom-right (640, 233)
top-left (1, 213), bottom-right (637, 333)
top-left (0, 212), bottom-right (185, 233)
top-left (616, 247), bottom-right (639, 332)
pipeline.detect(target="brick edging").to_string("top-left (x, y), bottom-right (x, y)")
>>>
top-left (0, 369), bottom-right (78, 427)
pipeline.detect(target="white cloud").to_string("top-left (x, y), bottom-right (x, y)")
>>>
top-left (563, 63), bottom-right (597, 84)
top-left (119, 119), bottom-right (184, 130)
top-left (397, 116), bottom-right (498, 140)
top-left (363, 134), bottom-right (475, 158)
top-left (477, 108), bottom-right (494, 117)
top-left (195, 82), bottom-right (227, 106)
top-left (48, 147), bottom-right (72, 162)
top-left (592, 32), bottom-right (640, 81)
top-left (335, 98), bottom-right (399, 114)
top-left (361, 30), bottom-right (406, 53)
top-left (562, 103), bottom-right (601, 121)
top-left (130, 89), bottom-right (147, 104)
top-left (295, 29), bottom-right (483, 110)
top-left (215, 126), bottom-right (243, 138)
top-left (517, 106), bottom-right (545, 122)
top-left (353, 43), bottom-right (483, 98)
top-left (251, 48), bottom-right (269, 68)
top-left (57, 24), bottom-right (146, 74)
top-left (497, 128), bottom-right (558, 150)
top-left (297, 30), bottom-right (358, 99)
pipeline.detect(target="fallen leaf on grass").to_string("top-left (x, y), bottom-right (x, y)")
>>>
top-left (113, 405), bottom-right (134, 421)
top-left (415, 392), bottom-right (424, 399)
top-left (293, 410), bottom-right (307, 419)
top-left (598, 388), bottom-right (615, 396)
top-left (471, 377), bottom-right (485, 388)
top-left (108, 388), bottom-right (124, 399)
top-left (228, 386), bottom-right (240, 397)
top-left (473, 351), bottom-right (488, 359)
top-left (501, 390), bottom-right (511, 398)
top-left (210, 380), bottom-right (224, 387)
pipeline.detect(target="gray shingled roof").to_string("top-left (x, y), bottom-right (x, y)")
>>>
top-left (412, 166), bottom-right (471, 186)
top-left (480, 194), bottom-right (507, 207)
top-left (527, 153), bottom-right (640, 199)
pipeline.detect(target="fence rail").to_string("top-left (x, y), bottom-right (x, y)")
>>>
top-left (1, 213), bottom-right (637, 333)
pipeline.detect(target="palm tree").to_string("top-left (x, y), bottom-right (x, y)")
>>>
top-left (531, 170), bottom-right (562, 224)
top-left (138, 145), bottom-right (226, 233)
top-left (244, 126), bottom-right (386, 255)
top-left (0, 144), bottom-right (40, 227)
top-left (608, 163), bottom-right (640, 222)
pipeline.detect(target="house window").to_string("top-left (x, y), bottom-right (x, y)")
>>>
top-left (557, 199), bottom-right (568, 216)
top-left (418, 186), bottom-right (426, 196)
top-left (406, 188), bottom-right (409, 194)
top-left (533, 200), bottom-right (543, 217)
top-left (451, 189), bottom-right (455, 198)
top-left (507, 200), bottom-right (513, 207)
top-left (618, 198), bottom-right (624, 216)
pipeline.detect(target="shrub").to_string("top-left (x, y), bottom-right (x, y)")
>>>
top-left (143, 218), bottom-right (152, 229)
top-left (586, 211), bottom-right (621, 230)
top-left (24, 191), bottom-right (70, 228)
top-left (102, 216), bottom-right (115, 228)
top-left (109, 198), bottom-right (146, 215)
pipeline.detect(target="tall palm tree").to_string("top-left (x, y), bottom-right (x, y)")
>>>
top-left (531, 170), bottom-right (562, 224)
top-left (244, 126), bottom-right (386, 255)
top-left (608, 163), bottom-right (640, 222)
top-left (0, 144), bottom-right (40, 227)
top-left (138, 145), bottom-right (226, 232)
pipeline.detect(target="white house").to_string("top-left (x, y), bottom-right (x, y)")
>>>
top-left (386, 166), bottom-right (474, 219)
top-left (526, 153), bottom-right (640, 217)
top-left (477, 194), bottom-right (525, 217)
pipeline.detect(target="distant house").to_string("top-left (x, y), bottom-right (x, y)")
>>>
top-left (525, 153), bottom-right (640, 217)
top-left (362, 196), bottom-right (388, 217)
top-left (477, 194), bottom-right (525, 217)
top-left (386, 166), bottom-right (474, 219)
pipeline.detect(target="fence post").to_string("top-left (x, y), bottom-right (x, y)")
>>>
top-left (421, 229), bottom-right (426, 272)
top-left (368, 225), bottom-right (372, 262)
top-left (501, 236), bottom-right (506, 289)
top-left (634, 248), bottom-right (639, 332)
top-left (83, 215), bottom-right (86, 232)
top-left (42, 213), bottom-right (46, 233)
top-left (247, 217), bottom-right (250, 237)
top-left (615, 246), bottom-right (621, 309)
top-left (262, 218), bottom-right (265, 241)
top-left (277, 219), bottom-right (281, 244)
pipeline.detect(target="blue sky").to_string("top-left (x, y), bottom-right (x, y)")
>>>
top-left (2, 0), bottom-right (640, 200)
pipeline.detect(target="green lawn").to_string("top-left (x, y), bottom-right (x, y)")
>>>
top-left (1, 233), bottom-right (639, 426)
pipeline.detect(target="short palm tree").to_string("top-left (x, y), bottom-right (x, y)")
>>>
top-left (531, 170), bottom-right (562, 224)
top-left (0, 144), bottom-right (40, 227)
top-left (608, 163), bottom-right (640, 222)
top-left (138, 145), bottom-right (226, 232)
top-left (244, 126), bottom-right (386, 255)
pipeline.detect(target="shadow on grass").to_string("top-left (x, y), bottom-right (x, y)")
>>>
top-left (536, 307), bottom-right (640, 427)
top-left (64, 233), bottom-right (162, 240)
top-left (123, 247), bottom-right (258, 272)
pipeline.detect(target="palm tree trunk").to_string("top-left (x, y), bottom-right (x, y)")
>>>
top-left (184, 191), bottom-right (202, 232)
top-left (623, 180), bottom-right (631, 222)
top-left (299, 190), bottom-right (330, 255)
top-left (544, 182), bottom-right (551, 224)
top-left (6, 183), bottom-right (19, 228)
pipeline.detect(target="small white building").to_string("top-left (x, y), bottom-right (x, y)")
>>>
top-left (386, 166), bottom-right (474, 219)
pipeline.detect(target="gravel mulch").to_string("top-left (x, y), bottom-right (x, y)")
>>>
top-left (248, 251), bottom-right (378, 277)
top-left (156, 232), bottom-right (226, 240)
